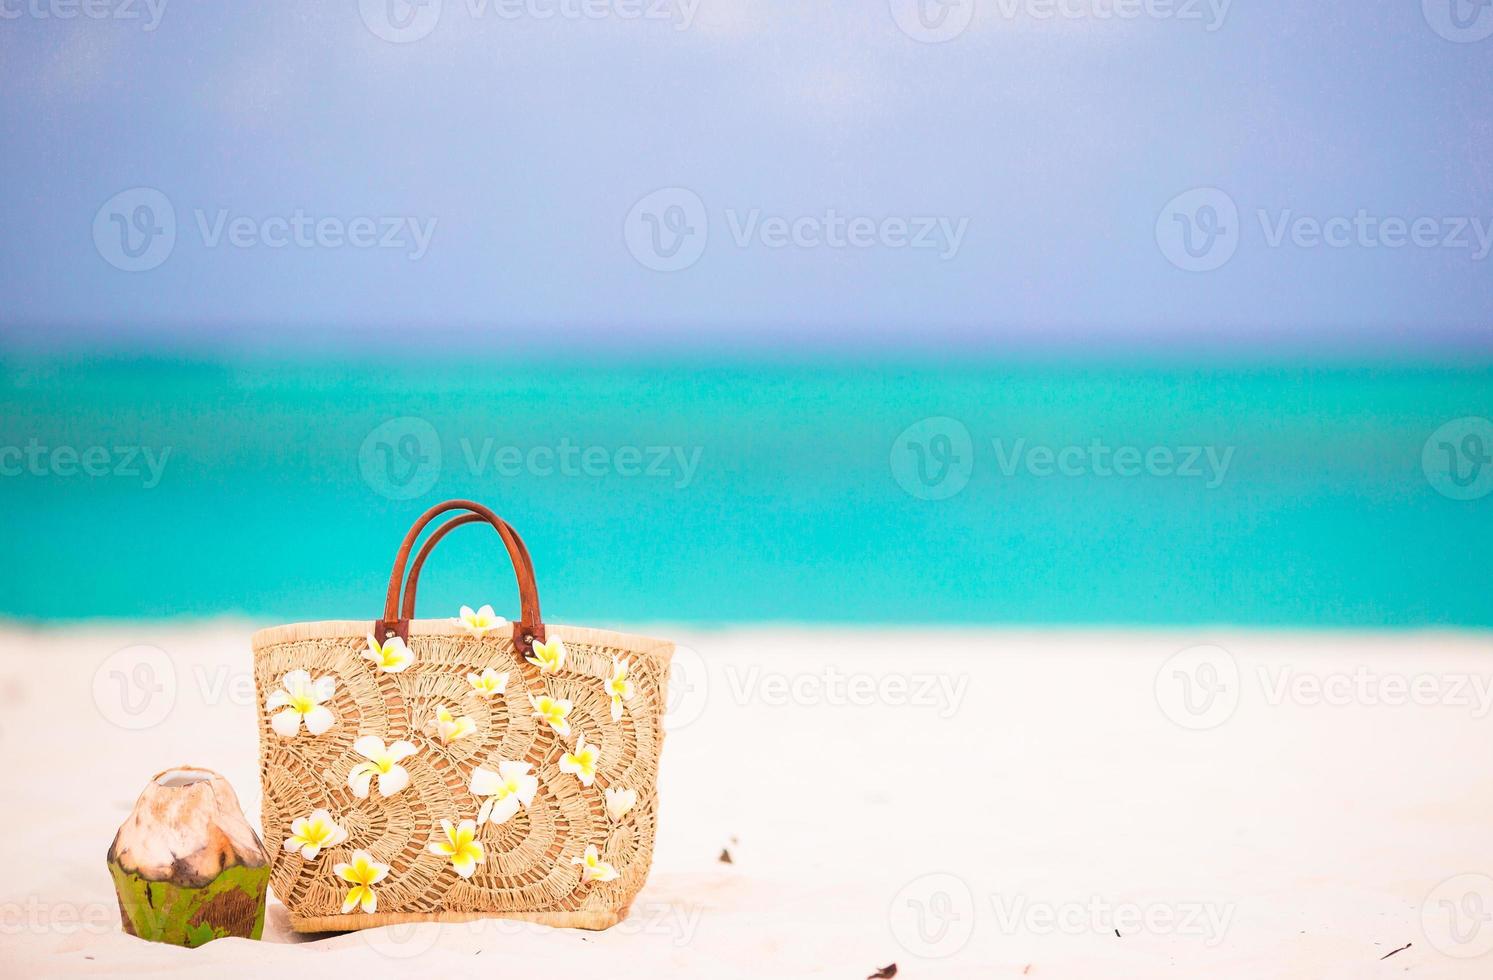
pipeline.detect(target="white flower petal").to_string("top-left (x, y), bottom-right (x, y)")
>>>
top-left (388, 739), bottom-right (419, 761)
top-left (487, 794), bottom-right (521, 825)
top-left (353, 735), bottom-right (386, 759)
top-left (282, 669), bottom-right (311, 690)
top-left (266, 690), bottom-right (291, 710)
top-left (313, 675), bottom-right (337, 702)
top-left (270, 708), bottom-right (302, 737)
top-left (469, 766), bottom-right (502, 796)
top-left (606, 788), bottom-right (637, 821)
top-left (348, 763), bottom-right (375, 799)
top-left (378, 764), bottom-right (410, 797)
top-left (300, 843), bottom-right (321, 860)
top-left (303, 704), bottom-right (336, 736)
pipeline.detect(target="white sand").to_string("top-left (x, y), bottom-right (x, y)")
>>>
top-left (3, 623), bottom-right (1491, 978)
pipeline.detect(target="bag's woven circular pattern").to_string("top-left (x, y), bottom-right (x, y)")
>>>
top-left (252, 623), bottom-right (670, 924)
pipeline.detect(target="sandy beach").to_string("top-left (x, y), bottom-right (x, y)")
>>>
top-left (3, 622), bottom-right (1491, 978)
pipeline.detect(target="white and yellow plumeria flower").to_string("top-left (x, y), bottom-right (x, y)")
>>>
top-left (604, 787), bottom-right (637, 822)
top-left (282, 809), bottom-right (348, 859)
top-left (470, 761), bottom-right (539, 826)
top-left (559, 733), bottom-right (600, 787)
top-left (467, 667), bottom-right (509, 697)
top-left (571, 844), bottom-right (618, 883)
top-left (428, 818), bottom-right (485, 879)
top-left (363, 632), bottom-right (413, 673)
top-left (424, 704), bottom-right (477, 744)
top-left (334, 849), bottom-right (390, 913)
top-left (605, 656), bottom-right (634, 722)
top-left (266, 670), bottom-right (337, 737)
top-left (348, 735), bottom-right (419, 798)
top-left (457, 605), bottom-right (507, 638)
top-left (528, 693), bottom-right (573, 737)
top-left (525, 636), bottom-right (567, 674)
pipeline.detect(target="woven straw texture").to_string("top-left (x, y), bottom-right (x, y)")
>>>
top-left (251, 620), bottom-right (672, 932)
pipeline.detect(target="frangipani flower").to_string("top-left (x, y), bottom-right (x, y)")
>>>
top-left (364, 632), bottom-right (413, 673)
top-left (282, 808), bottom-right (348, 859)
top-left (571, 844), bottom-right (618, 883)
top-left (467, 667), bottom-right (509, 697)
top-left (470, 761), bottom-right (539, 826)
top-left (334, 849), bottom-right (390, 913)
top-left (266, 670), bottom-right (337, 737)
top-left (525, 636), bottom-right (567, 674)
top-left (604, 787), bottom-right (637, 822)
top-left (560, 733), bottom-right (600, 787)
top-left (529, 693), bottom-right (573, 737)
top-left (428, 818), bottom-right (485, 879)
top-left (424, 705), bottom-right (477, 744)
top-left (457, 605), bottom-right (507, 638)
top-left (605, 656), bottom-right (635, 722)
top-left (348, 735), bottom-right (418, 798)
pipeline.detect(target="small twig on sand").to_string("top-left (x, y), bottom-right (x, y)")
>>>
top-left (1380, 942), bottom-right (1412, 960)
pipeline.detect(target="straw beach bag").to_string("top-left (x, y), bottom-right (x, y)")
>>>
top-left (251, 500), bottom-right (673, 933)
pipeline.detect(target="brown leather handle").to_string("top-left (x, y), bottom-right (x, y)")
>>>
top-left (376, 500), bottom-right (544, 653)
top-left (400, 512), bottom-right (526, 620)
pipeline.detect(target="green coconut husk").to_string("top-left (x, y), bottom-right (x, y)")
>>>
top-left (108, 859), bottom-right (269, 946)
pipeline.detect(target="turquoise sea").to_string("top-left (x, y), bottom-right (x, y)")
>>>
top-left (1, 357), bottom-right (1489, 627)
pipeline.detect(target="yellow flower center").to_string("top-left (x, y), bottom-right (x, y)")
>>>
top-left (289, 691), bottom-right (316, 714)
top-left (300, 822), bottom-right (333, 846)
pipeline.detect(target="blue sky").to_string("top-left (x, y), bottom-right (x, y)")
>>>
top-left (1, 1), bottom-right (1490, 356)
